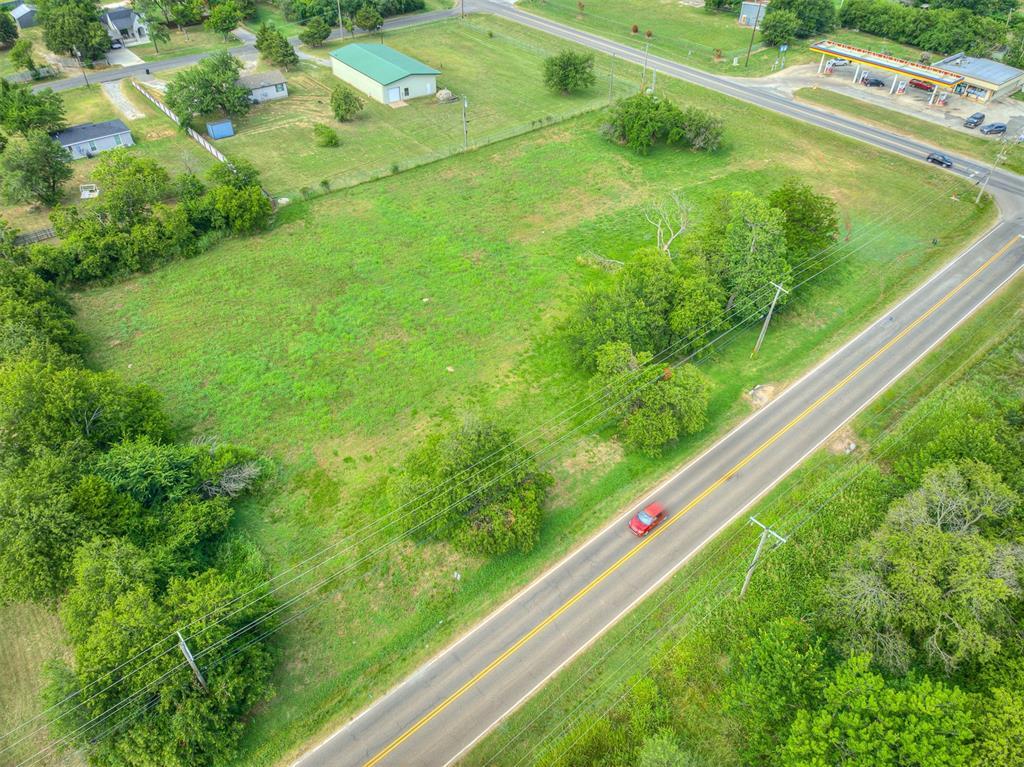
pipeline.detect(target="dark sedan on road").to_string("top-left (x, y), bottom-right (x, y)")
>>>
top-left (964, 112), bottom-right (985, 128)
top-left (629, 503), bottom-right (666, 537)
top-left (980, 122), bottom-right (1007, 135)
top-left (861, 76), bottom-right (886, 87)
top-left (926, 152), bottom-right (953, 168)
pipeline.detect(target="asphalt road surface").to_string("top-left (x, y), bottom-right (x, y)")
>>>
top-left (293, 6), bottom-right (1024, 767)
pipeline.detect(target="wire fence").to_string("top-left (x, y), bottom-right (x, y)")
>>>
top-left (130, 81), bottom-right (231, 164)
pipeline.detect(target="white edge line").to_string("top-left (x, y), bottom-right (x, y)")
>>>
top-left (441, 253), bottom-right (1024, 767)
top-left (292, 217), bottom-right (1013, 766)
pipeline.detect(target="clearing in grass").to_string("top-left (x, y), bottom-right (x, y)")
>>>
top-left (65, 59), bottom-right (996, 766)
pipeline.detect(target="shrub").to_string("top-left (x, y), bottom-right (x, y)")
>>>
top-left (604, 93), bottom-right (723, 154)
top-left (331, 84), bottom-right (365, 121)
top-left (313, 122), bottom-right (340, 147)
top-left (542, 50), bottom-right (597, 95)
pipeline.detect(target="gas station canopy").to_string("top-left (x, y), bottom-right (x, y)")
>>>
top-left (809, 40), bottom-right (965, 89)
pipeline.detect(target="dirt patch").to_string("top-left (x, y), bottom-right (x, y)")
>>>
top-left (827, 425), bottom-right (859, 455)
top-left (744, 383), bottom-right (780, 410)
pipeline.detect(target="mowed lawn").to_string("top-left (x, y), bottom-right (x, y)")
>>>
top-left (68, 61), bottom-right (994, 766)
top-left (3, 82), bottom-right (215, 233)
top-left (515, 0), bottom-right (933, 76)
top-left (210, 16), bottom-right (634, 196)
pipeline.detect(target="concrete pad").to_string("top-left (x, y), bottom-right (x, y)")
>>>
top-left (106, 47), bottom-right (145, 67)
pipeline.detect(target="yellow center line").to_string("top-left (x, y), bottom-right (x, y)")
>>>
top-left (363, 236), bottom-right (1019, 767)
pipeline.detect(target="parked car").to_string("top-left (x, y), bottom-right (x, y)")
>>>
top-left (828, 58), bottom-right (850, 67)
top-left (908, 79), bottom-right (935, 92)
top-left (629, 503), bottom-right (666, 537)
top-left (110, 39), bottom-right (124, 49)
top-left (926, 152), bottom-right (953, 168)
top-left (963, 112), bottom-right (985, 128)
top-left (980, 122), bottom-right (1007, 135)
top-left (861, 76), bottom-right (886, 87)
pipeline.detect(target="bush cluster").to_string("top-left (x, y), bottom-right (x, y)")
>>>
top-left (604, 93), bottom-right (724, 155)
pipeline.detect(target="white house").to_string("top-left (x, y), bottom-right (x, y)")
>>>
top-left (53, 119), bottom-right (135, 160)
top-left (100, 5), bottom-right (149, 47)
top-left (236, 70), bottom-right (289, 103)
top-left (329, 43), bottom-right (439, 105)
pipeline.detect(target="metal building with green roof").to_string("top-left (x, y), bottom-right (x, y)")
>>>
top-left (329, 43), bottom-right (441, 104)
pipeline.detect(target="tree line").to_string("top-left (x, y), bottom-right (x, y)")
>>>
top-left (567, 182), bottom-right (838, 455)
top-left (0, 223), bottom-right (276, 766)
top-left (531, 320), bottom-right (1024, 766)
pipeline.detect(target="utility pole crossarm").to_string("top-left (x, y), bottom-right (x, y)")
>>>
top-left (740, 516), bottom-right (787, 597)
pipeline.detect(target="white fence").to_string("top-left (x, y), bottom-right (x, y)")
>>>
top-left (130, 80), bottom-right (229, 164)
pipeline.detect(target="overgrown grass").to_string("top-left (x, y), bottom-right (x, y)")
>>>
top-left (796, 86), bottom-right (1024, 176)
top-left (2, 81), bottom-right (215, 233)
top-left (514, 0), bottom-right (932, 77)
top-left (65, 51), bottom-right (998, 765)
top-left (213, 16), bottom-right (636, 197)
top-left (0, 604), bottom-right (80, 767)
top-left (465, 270), bottom-right (1024, 766)
top-left (0, 27), bottom-right (48, 79)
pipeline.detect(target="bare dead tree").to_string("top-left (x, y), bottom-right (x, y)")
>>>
top-left (644, 192), bottom-right (689, 257)
top-left (577, 249), bottom-right (624, 271)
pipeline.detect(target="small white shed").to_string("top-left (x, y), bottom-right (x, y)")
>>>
top-left (329, 43), bottom-right (440, 104)
top-left (236, 69), bottom-right (289, 103)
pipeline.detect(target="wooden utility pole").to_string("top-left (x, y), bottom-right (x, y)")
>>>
top-left (752, 281), bottom-right (789, 357)
top-left (177, 632), bottom-right (208, 693)
top-left (740, 517), bottom-right (787, 597)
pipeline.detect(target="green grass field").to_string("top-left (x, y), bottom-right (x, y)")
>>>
top-left (464, 271), bottom-right (1024, 766)
top-left (214, 17), bottom-right (635, 197)
top-left (796, 86), bottom-right (1024, 176)
top-left (2, 81), bottom-right (215, 233)
top-left (514, 0), bottom-right (932, 77)
top-left (66, 47), bottom-right (996, 765)
top-left (0, 27), bottom-right (48, 79)
top-left (133, 25), bottom-right (238, 63)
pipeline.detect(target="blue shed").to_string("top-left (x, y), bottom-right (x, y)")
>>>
top-left (207, 120), bottom-right (235, 140)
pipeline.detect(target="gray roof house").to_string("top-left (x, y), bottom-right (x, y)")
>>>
top-left (10, 3), bottom-right (37, 29)
top-left (53, 120), bottom-right (134, 160)
top-left (236, 70), bottom-right (289, 103)
top-left (100, 5), bottom-right (149, 46)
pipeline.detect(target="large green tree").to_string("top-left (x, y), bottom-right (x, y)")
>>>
top-left (0, 9), bottom-right (18, 48)
top-left (45, 542), bottom-right (275, 767)
top-left (0, 130), bottom-right (73, 207)
top-left (769, 0), bottom-right (836, 37)
top-left (92, 150), bottom-right (172, 226)
top-left (781, 655), bottom-right (976, 766)
top-left (831, 460), bottom-right (1022, 674)
top-left (592, 341), bottom-right (710, 455)
top-left (37, 0), bottom-right (110, 63)
top-left (165, 52), bottom-right (251, 129)
top-left (720, 191), bottom-right (792, 320)
top-left (392, 418), bottom-right (552, 555)
top-left (205, 0), bottom-right (243, 39)
top-left (0, 80), bottom-right (66, 135)
top-left (10, 39), bottom-right (38, 78)
top-left (767, 180), bottom-right (840, 267)
top-left (543, 50), bottom-right (597, 95)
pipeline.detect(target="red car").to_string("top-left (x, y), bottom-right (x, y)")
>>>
top-left (629, 503), bottom-right (666, 536)
top-left (908, 79), bottom-right (935, 92)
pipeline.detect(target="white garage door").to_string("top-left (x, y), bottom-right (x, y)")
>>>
top-left (387, 86), bottom-right (401, 102)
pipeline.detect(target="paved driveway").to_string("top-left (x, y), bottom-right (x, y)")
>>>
top-left (106, 47), bottom-right (146, 67)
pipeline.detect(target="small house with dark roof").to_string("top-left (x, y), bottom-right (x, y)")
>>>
top-left (100, 5), bottom-right (149, 46)
top-left (935, 53), bottom-right (1024, 103)
top-left (329, 43), bottom-right (440, 104)
top-left (53, 119), bottom-right (134, 160)
top-left (10, 3), bottom-right (37, 29)
top-left (236, 69), bottom-right (289, 103)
